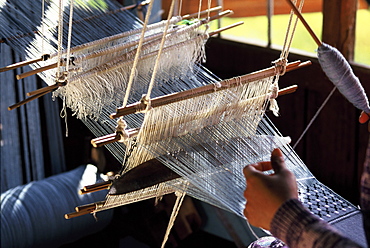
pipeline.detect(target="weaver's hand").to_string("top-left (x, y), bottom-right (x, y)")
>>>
top-left (359, 111), bottom-right (370, 124)
top-left (243, 148), bottom-right (298, 230)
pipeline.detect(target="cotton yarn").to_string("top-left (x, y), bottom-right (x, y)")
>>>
top-left (318, 42), bottom-right (370, 113)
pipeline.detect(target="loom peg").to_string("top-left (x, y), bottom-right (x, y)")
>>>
top-left (110, 60), bottom-right (310, 119)
top-left (91, 128), bottom-right (139, 147)
top-left (64, 211), bottom-right (89, 219)
top-left (79, 181), bottom-right (112, 195)
top-left (75, 201), bottom-right (105, 212)
top-left (16, 62), bottom-right (58, 80)
top-left (209, 21), bottom-right (244, 37)
top-left (278, 85), bottom-right (298, 96)
top-left (14, 9), bottom-right (230, 82)
top-left (0, 54), bottom-right (50, 73)
top-left (27, 83), bottom-right (61, 97)
top-left (182, 6), bottom-right (222, 20)
top-left (91, 133), bottom-right (120, 148)
top-left (65, 201), bottom-right (105, 219)
top-left (8, 90), bottom-right (51, 110)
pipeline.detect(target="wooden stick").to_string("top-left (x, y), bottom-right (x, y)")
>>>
top-left (91, 133), bottom-right (119, 147)
top-left (86, 84), bottom-right (299, 155)
top-left (91, 128), bottom-right (140, 147)
top-left (51, 7), bottom-right (226, 59)
top-left (15, 10), bottom-right (231, 80)
top-left (75, 203), bottom-right (98, 212)
top-left (79, 181), bottom-right (112, 195)
top-left (182, 6), bottom-right (222, 20)
top-left (98, 85), bottom-right (298, 147)
top-left (64, 210), bottom-right (92, 219)
top-left (208, 10), bottom-right (233, 21)
top-left (285, 0), bottom-right (322, 47)
top-left (65, 201), bottom-right (106, 219)
top-left (110, 60), bottom-right (311, 119)
top-left (8, 90), bottom-right (51, 110)
top-left (0, 54), bottom-right (50, 73)
top-left (27, 84), bottom-right (60, 97)
top-left (209, 21), bottom-right (244, 36)
top-left (278, 85), bottom-right (298, 96)
top-left (16, 63), bottom-right (58, 80)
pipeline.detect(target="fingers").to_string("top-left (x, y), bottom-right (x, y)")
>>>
top-left (243, 162), bottom-right (273, 178)
top-left (270, 148), bottom-right (286, 173)
top-left (359, 111), bottom-right (370, 124)
top-left (243, 164), bottom-right (257, 178)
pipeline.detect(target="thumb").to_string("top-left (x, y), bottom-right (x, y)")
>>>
top-left (243, 164), bottom-right (257, 178)
top-left (270, 148), bottom-right (286, 173)
top-left (359, 111), bottom-right (370, 124)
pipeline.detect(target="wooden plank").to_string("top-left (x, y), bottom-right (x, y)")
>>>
top-left (322, 0), bottom-right (358, 60)
top-left (162, 0), bottom-right (367, 18)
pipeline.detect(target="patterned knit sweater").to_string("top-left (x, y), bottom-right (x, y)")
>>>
top-left (270, 199), bottom-right (363, 248)
top-left (269, 136), bottom-right (370, 247)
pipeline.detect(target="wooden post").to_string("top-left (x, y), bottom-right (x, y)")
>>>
top-left (322, 0), bottom-right (357, 60)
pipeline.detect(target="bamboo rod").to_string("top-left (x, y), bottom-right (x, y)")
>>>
top-left (209, 21), bottom-right (244, 36)
top-left (91, 128), bottom-right (139, 147)
top-left (65, 201), bottom-right (105, 219)
top-left (0, 54), bottom-right (50, 73)
top-left (110, 60), bottom-right (310, 119)
top-left (182, 6), bottom-right (222, 19)
top-left (51, 7), bottom-right (226, 58)
top-left (16, 63), bottom-right (58, 80)
top-left (15, 10), bottom-right (231, 80)
top-left (27, 84), bottom-right (60, 97)
top-left (137, 85), bottom-right (299, 135)
top-left (285, 0), bottom-right (322, 47)
top-left (75, 203), bottom-right (99, 212)
top-left (8, 90), bottom-right (51, 110)
top-left (278, 85), bottom-right (298, 96)
top-left (97, 85), bottom-right (298, 147)
top-left (64, 210), bottom-right (92, 219)
top-left (83, 181), bottom-right (112, 192)
top-left (79, 181), bottom-right (112, 195)
top-left (91, 133), bottom-right (119, 148)
top-left (75, 9), bottom-right (232, 61)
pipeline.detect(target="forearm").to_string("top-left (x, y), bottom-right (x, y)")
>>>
top-left (270, 199), bottom-right (362, 248)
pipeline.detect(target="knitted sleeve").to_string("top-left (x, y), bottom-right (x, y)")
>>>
top-left (270, 199), bottom-right (362, 248)
top-left (361, 136), bottom-right (370, 243)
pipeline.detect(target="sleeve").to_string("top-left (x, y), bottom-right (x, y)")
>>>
top-left (270, 198), bottom-right (363, 248)
top-left (361, 136), bottom-right (370, 243)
